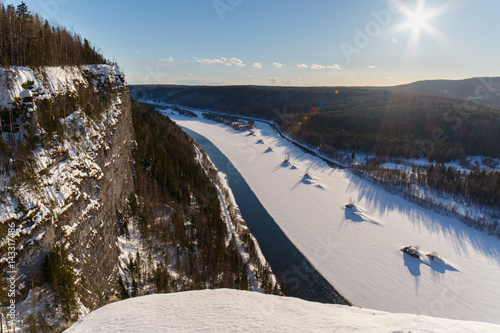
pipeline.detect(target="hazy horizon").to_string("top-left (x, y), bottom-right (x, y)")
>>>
top-left (18, 0), bottom-right (500, 87)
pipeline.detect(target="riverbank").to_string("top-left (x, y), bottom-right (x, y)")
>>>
top-left (166, 108), bottom-right (500, 324)
top-left (183, 127), bottom-right (350, 305)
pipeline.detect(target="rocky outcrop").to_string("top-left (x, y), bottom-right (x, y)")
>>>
top-left (63, 93), bottom-right (134, 308)
top-left (0, 65), bottom-right (134, 318)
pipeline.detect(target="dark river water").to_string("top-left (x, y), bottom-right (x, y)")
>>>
top-left (181, 126), bottom-right (350, 305)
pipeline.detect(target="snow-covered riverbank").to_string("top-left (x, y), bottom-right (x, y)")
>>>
top-left (167, 109), bottom-right (500, 324)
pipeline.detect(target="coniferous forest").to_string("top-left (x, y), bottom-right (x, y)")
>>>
top-left (0, 2), bottom-right (106, 67)
top-left (130, 85), bottom-right (500, 228)
top-left (130, 85), bottom-right (500, 162)
top-left (128, 101), bottom-right (281, 294)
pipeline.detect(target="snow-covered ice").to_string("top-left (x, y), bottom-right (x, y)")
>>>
top-left (64, 289), bottom-right (500, 333)
top-left (167, 110), bottom-right (500, 324)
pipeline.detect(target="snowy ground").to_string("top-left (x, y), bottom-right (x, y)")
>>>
top-left (166, 109), bottom-right (500, 324)
top-left (64, 289), bottom-right (500, 333)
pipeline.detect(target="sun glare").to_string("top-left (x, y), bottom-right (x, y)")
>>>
top-left (388, 0), bottom-right (456, 58)
top-left (408, 10), bottom-right (428, 31)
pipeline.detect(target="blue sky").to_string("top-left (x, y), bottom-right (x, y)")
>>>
top-left (20, 0), bottom-right (500, 86)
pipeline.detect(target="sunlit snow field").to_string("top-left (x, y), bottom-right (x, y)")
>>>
top-left (167, 109), bottom-right (500, 324)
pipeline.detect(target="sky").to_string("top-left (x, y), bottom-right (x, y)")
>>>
top-left (17, 0), bottom-right (500, 86)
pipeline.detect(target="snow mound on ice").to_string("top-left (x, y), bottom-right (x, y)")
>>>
top-left (64, 289), bottom-right (500, 333)
top-left (167, 109), bottom-right (500, 324)
top-left (344, 204), bottom-right (382, 225)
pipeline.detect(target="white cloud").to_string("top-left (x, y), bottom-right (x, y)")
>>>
top-left (367, 65), bottom-right (377, 69)
top-left (310, 64), bottom-right (323, 70)
top-left (310, 63), bottom-right (342, 70)
top-left (196, 57), bottom-right (246, 67)
top-left (296, 64), bottom-right (309, 68)
top-left (158, 57), bottom-right (174, 63)
top-left (272, 62), bottom-right (283, 69)
top-left (197, 57), bottom-right (227, 65)
top-left (135, 51), bottom-right (142, 55)
top-left (228, 58), bottom-right (246, 67)
top-left (269, 77), bottom-right (279, 84)
top-left (252, 62), bottom-right (263, 69)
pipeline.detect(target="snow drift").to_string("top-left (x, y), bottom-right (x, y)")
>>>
top-left (64, 289), bottom-right (500, 333)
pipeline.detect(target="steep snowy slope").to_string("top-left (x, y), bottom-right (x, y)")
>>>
top-left (65, 289), bottom-right (500, 333)
top-left (0, 65), bottom-right (134, 328)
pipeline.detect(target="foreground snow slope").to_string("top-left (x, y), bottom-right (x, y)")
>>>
top-left (65, 289), bottom-right (500, 333)
top-left (168, 111), bottom-right (500, 324)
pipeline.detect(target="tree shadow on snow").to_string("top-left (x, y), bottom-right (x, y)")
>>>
top-left (402, 251), bottom-right (460, 288)
top-left (403, 252), bottom-right (422, 277)
top-left (427, 257), bottom-right (460, 274)
top-left (344, 209), bottom-right (364, 222)
top-left (291, 175), bottom-right (321, 191)
top-left (271, 161), bottom-right (297, 173)
top-left (342, 206), bottom-right (383, 226)
top-left (403, 252), bottom-right (422, 294)
top-left (344, 171), bottom-right (500, 266)
top-left (263, 147), bottom-right (273, 154)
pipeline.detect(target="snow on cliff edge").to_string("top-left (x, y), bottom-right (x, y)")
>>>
top-left (64, 289), bottom-right (499, 333)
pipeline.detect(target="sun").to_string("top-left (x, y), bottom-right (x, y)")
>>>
top-left (407, 10), bottom-right (429, 31)
top-left (389, 0), bottom-right (460, 60)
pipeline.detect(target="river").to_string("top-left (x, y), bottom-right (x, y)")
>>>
top-left (182, 127), bottom-right (350, 305)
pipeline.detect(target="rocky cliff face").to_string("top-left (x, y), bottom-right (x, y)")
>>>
top-left (61, 92), bottom-right (134, 308)
top-left (0, 65), bottom-right (134, 325)
top-left (1, 66), bottom-right (283, 331)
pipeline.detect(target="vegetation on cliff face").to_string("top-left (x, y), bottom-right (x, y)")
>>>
top-left (0, 65), bottom-right (129, 332)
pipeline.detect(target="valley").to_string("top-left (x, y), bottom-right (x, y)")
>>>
top-left (165, 107), bottom-right (500, 324)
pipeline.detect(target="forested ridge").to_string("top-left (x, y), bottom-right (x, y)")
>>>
top-left (127, 101), bottom-right (282, 296)
top-left (0, 2), bottom-right (106, 67)
top-left (130, 85), bottom-right (500, 229)
top-left (130, 84), bottom-right (500, 162)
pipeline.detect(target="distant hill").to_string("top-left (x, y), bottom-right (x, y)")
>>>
top-left (130, 83), bottom-right (500, 161)
top-left (64, 289), bottom-right (500, 333)
top-left (388, 77), bottom-right (500, 106)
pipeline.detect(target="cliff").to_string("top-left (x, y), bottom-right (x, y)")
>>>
top-left (0, 65), bottom-right (133, 327)
top-left (0, 67), bottom-right (283, 331)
